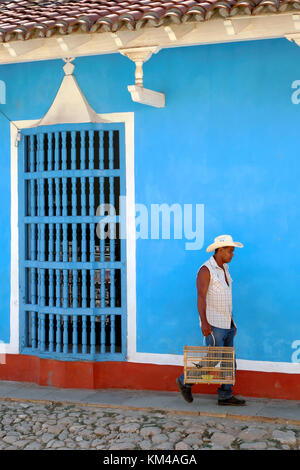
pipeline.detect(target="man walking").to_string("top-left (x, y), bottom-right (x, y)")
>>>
top-left (176, 235), bottom-right (246, 406)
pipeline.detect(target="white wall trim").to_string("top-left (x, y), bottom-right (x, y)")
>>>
top-left (237, 359), bottom-right (300, 374)
top-left (6, 119), bottom-right (40, 355)
top-left (129, 352), bottom-right (300, 374)
top-left (102, 112), bottom-right (137, 361)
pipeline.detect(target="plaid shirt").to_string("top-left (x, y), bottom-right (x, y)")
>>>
top-left (198, 256), bottom-right (235, 329)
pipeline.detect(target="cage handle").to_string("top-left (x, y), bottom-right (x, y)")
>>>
top-left (203, 333), bottom-right (215, 347)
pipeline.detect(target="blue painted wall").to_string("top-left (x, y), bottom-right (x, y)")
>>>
top-left (0, 38), bottom-right (299, 362)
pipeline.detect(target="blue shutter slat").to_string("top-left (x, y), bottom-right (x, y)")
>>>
top-left (90, 316), bottom-right (96, 355)
top-left (71, 127), bottom-right (77, 326)
top-left (72, 223), bottom-right (77, 262)
top-left (72, 315), bottom-right (78, 354)
top-left (82, 315), bottom-right (87, 354)
top-left (55, 268), bottom-right (60, 306)
top-left (82, 223), bottom-right (87, 263)
top-left (29, 136), bottom-right (35, 220)
top-left (73, 269), bottom-right (78, 308)
top-left (47, 132), bottom-right (53, 171)
top-left (38, 312), bottom-right (41, 350)
top-left (55, 178), bottom-right (60, 216)
top-left (63, 315), bottom-right (68, 354)
top-left (41, 225), bottom-right (45, 262)
top-left (49, 224), bottom-right (54, 262)
top-left (82, 269), bottom-right (87, 308)
top-left (81, 177), bottom-right (86, 216)
top-left (54, 132), bottom-right (59, 171)
top-left (71, 131), bottom-right (76, 170)
top-left (49, 268), bottom-right (54, 308)
top-left (99, 130), bottom-right (104, 170)
top-left (56, 314), bottom-right (61, 353)
top-left (110, 314), bottom-right (115, 354)
top-left (29, 135), bottom-right (35, 173)
top-left (61, 132), bottom-right (67, 171)
top-left (30, 267), bottom-right (36, 305)
top-left (101, 268), bottom-right (105, 309)
top-left (89, 178), bottom-right (94, 216)
top-left (49, 313), bottom-right (54, 353)
top-left (88, 131), bottom-right (93, 170)
top-left (31, 311), bottom-right (37, 349)
top-left (30, 225), bottom-right (36, 261)
top-left (100, 314), bottom-right (105, 354)
top-left (39, 137), bottom-right (45, 362)
top-left (40, 268), bottom-right (45, 306)
top-left (63, 223), bottom-right (68, 262)
top-left (90, 269), bottom-right (95, 309)
top-left (41, 313), bottom-right (46, 352)
top-left (48, 179), bottom-right (53, 217)
top-left (63, 269), bottom-right (68, 308)
top-left (55, 224), bottom-right (60, 262)
top-left (99, 170), bottom-right (105, 328)
top-left (80, 130), bottom-right (85, 170)
top-left (62, 179), bottom-right (67, 217)
top-left (110, 269), bottom-right (115, 309)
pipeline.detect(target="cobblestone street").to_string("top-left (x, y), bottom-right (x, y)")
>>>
top-left (0, 399), bottom-right (299, 451)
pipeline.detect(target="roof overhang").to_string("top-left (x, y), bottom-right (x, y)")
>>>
top-left (1, 12), bottom-right (300, 65)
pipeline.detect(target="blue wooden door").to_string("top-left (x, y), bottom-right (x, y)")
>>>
top-left (18, 123), bottom-right (127, 361)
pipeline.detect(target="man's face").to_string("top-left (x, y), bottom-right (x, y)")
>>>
top-left (219, 246), bottom-right (235, 263)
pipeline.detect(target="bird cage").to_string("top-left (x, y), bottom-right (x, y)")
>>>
top-left (183, 342), bottom-right (235, 385)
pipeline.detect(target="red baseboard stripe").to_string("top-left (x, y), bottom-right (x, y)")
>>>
top-left (0, 354), bottom-right (299, 400)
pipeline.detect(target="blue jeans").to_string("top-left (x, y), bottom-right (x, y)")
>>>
top-left (178, 325), bottom-right (237, 400)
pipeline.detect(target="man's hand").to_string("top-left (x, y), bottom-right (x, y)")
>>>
top-left (201, 321), bottom-right (212, 337)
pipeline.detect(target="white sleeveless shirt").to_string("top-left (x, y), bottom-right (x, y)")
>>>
top-left (198, 255), bottom-right (235, 329)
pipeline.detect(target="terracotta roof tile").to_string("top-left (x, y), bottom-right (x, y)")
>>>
top-left (0, 0), bottom-right (297, 42)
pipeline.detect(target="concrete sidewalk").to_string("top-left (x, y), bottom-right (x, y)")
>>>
top-left (0, 380), bottom-right (299, 425)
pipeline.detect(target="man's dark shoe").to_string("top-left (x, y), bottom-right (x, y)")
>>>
top-left (218, 396), bottom-right (246, 406)
top-left (176, 378), bottom-right (193, 403)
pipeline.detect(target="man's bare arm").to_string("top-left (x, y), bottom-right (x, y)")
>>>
top-left (197, 266), bottom-right (212, 337)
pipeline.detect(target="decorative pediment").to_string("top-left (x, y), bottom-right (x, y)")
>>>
top-left (37, 58), bottom-right (107, 126)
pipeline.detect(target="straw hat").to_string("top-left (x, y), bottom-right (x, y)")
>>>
top-left (206, 234), bottom-right (244, 253)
